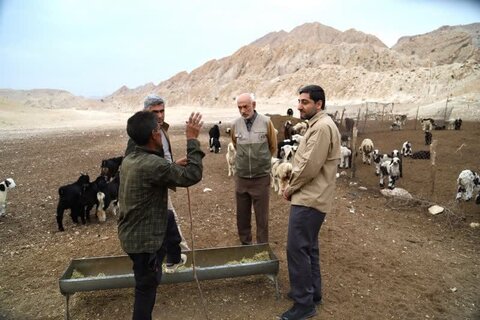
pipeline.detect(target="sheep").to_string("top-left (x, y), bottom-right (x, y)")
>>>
top-left (401, 141), bottom-right (413, 157)
top-left (56, 174), bottom-right (90, 232)
top-left (379, 157), bottom-right (401, 189)
top-left (226, 142), bottom-right (236, 177)
top-left (358, 138), bottom-right (374, 165)
top-left (339, 146), bottom-right (352, 169)
top-left (456, 169), bottom-right (480, 201)
top-left (0, 178), bottom-right (16, 217)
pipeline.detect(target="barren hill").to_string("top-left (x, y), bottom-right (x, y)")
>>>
top-left (102, 22), bottom-right (480, 111)
top-left (1, 22), bottom-right (479, 117)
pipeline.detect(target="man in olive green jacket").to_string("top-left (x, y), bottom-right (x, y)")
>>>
top-left (118, 111), bottom-right (204, 320)
top-left (231, 93), bottom-right (277, 245)
top-left (280, 85), bottom-right (341, 320)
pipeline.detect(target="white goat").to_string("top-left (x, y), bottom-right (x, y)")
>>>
top-left (456, 169), bottom-right (480, 201)
top-left (226, 142), bottom-right (236, 177)
top-left (292, 121), bottom-right (308, 136)
top-left (339, 146), bottom-right (352, 169)
top-left (0, 178), bottom-right (16, 217)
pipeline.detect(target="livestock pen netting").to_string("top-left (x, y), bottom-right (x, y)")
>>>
top-left (326, 102), bottom-right (478, 228)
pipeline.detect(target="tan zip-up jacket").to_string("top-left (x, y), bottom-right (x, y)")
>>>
top-left (285, 111), bottom-right (341, 214)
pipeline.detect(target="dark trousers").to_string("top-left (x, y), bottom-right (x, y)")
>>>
top-left (127, 210), bottom-right (182, 320)
top-left (287, 205), bottom-right (326, 307)
top-left (235, 175), bottom-right (271, 244)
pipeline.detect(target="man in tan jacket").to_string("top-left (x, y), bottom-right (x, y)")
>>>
top-left (280, 85), bottom-right (341, 320)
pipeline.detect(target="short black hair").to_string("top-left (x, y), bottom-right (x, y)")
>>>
top-left (299, 85), bottom-right (326, 109)
top-left (127, 111), bottom-right (157, 146)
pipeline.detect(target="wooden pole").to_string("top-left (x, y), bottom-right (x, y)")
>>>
top-left (363, 104), bottom-right (368, 132)
top-left (430, 140), bottom-right (437, 197)
top-left (381, 104), bottom-right (385, 124)
top-left (356, 105), bottom-right (362, 133)
top-left (415, 105), bottom-right (420, 131)
top-left (350, 127), bottom-right (358, 179)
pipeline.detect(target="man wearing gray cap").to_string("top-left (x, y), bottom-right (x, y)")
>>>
top-left (125, 94), bottom-right (190, 264)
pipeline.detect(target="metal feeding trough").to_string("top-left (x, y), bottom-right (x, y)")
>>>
top-left (59, 244), bottom-right (279, 319)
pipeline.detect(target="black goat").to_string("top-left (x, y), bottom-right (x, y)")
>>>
top-left (101, 156), bottom-right (123, 180)
top-left (56, 174), bottom-right (90, 232)
top-left (209, 125), bottom-right (221, 153)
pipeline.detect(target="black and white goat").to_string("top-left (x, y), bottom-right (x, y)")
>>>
top-left (96, 172), bottom-right (120, 221)
top-left (56, 174), bottom-right (90, 232)
top-left (401, 141), bottom-right (413, 157)
top-left (0, 178), bottom-right (16, 217)
top-left (277, 134), bottom-right (303, 159)
top-left (456, 169), bottom-right (480, 202)
top-left (379, 157), bottom-right (402, 189)
top-left (372, 150), bottom-right (402, 178)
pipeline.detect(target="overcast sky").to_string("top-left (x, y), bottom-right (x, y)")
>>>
top-left (1, 0), bottom-right (479, 98)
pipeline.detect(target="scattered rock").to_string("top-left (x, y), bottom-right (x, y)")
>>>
top-left (469, 222), bottom-right (480, 228)
top-left (428, 205), bottom-right (444, 215)
top-left (380, 188), bottom-right (413, 199)
top-left (203, 188), bottom-right (213, 192)
top-left (358, 186), bottom-right (368, 191)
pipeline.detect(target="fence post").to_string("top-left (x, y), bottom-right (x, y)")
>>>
top-left (430, 140), bottom-right (437, 197)
top-left (351, 127), bottom-right (358, 179)
top-left (415, 105), bottom-right (420, 131)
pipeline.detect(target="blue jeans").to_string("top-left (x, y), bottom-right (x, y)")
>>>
top-left (287, 205), bottom-right (326, 307)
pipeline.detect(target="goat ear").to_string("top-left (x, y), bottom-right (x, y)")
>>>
top-left (0, 184), bottom-right (5, 192)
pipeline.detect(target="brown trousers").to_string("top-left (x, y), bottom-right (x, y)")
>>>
top-left (235, 175), bottom-right (271, 244)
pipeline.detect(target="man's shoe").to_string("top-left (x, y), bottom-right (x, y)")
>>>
top-left (279, 304), bottom-right (316, 320)
top-left (165, 254), bottom-right (187, 274)
top-left (286, 292), bottom-right (322, 306)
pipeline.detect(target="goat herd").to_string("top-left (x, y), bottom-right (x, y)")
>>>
top-left (0, 115), bottom-right (477, 233)
top-left (55, 156), bottom-right (123, 231)
top-left (223, 115), bottom-right (479, 207)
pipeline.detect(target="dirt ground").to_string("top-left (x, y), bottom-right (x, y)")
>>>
top-left (0, 119), bottom-right (479, 320)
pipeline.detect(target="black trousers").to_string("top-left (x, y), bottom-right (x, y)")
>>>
top-left (127, 210), bottom-right (182, 320)
top-left (287, 205), bottom-right (326, 307)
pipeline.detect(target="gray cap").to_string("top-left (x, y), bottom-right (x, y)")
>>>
top-left (144, 94), bottom-right (165, 109)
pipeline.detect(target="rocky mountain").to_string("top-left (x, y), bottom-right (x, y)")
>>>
top-left (1, 22), bottom-right (479, 113)
top-left (102, 22), bottom-right (480, 111)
